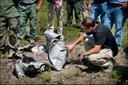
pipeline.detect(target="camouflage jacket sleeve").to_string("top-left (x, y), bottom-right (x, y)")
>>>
top-left (0, 0), bottom-right (20, 17)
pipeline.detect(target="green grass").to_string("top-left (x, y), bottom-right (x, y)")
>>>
top-left (38, 69), bottom-right (52, 83)
top-left (56, 73), bottom-right (65, 84)
top-left (122, 19), bottom-right (128, 47)
top-left (109, 70), bottom-right (122, 84)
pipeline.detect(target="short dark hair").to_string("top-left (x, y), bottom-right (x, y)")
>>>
top-left (82, 17), bottom-right (95, 29)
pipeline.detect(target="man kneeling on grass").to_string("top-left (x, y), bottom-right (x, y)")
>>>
top-left (66, 17), bottom-right (118, 72)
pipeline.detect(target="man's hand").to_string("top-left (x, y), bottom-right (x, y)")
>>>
top-left (119, 2), bottom-right (128, 9)
top-left (78, 53), bottom-right (89, 65)
top-left (36, 6), bottom-right (41, 12)
top-left (66, 44), bottom-right (75, 53)
top-left (36, 0), bottom-right (44, 12)
top-left (78, 54), bottom-right (84, 62)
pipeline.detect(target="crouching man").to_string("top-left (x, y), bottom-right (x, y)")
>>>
top-left (66, 17), bottom-right (118, 72)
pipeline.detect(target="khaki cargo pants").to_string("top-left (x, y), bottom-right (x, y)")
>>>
top-left (47, 2), bottom-right (63, 36)
top-left (84, 37), bottom-right (113, 67)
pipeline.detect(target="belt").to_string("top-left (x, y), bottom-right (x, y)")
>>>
top-left (20, 2), bottom-right (35, 5)
top-left (94, 0), bottom-right (107, 3)
top-left (108, 3), bottom-right (120, 7)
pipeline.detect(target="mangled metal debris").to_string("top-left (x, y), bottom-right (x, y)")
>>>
top-left (44, 30), bottom-right (67, 70)
top-left (12, 30), bottom-right (68, 78)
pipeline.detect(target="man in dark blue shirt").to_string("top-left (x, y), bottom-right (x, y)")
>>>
top-left (67, 17), bottom-right (118, 72)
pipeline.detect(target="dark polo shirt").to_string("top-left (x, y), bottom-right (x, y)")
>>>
top-left (86, 23), bottom-right (118, 56)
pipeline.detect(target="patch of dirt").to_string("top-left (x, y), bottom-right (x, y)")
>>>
top-left (0, 45), bottom-right (128, 84)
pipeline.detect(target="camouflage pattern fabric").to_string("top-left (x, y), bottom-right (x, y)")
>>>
top-left (0, 0), bottom-right (19, 50)
top-left (0, 17), bottom-right (19, 49)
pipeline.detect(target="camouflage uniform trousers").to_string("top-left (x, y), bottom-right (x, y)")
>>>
top-left (66, 0), bottom-right (82, 26)
top-left (17, 3), bottom-right (37, 41)
top-left (0, 17), bottom-right (19, 49)
top-left (84, 38), bottom-right (113, 67)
